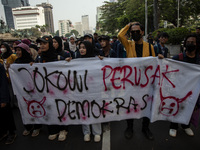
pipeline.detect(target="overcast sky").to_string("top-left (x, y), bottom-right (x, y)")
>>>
top-left (30, 0), bottom-right (106, 31)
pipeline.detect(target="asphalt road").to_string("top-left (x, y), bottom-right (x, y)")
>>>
top-left (1, 108), bottom-right (200, 150)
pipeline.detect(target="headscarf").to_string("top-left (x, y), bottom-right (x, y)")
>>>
top-left (79, 41), bottom-right (94, 58)
top-left (69, 35), bottom-right (77, 52)
top-left (1, 42), bottom-right (13, 59)
top-left (53, 36), bottom-right (63, 53)
top-left (36, 36), bottom-right (57, 62)
top-left (14, 43), bottom-right (33, 64)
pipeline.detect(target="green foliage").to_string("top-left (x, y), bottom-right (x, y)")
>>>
top-left (97, 0), bottom-right (200, 34)
top-left (153, 27), bottom-right (189, 45)
top-left (52, 30), bottom-right (59, 37)
top-left (12, 27), bottom-right (41, 38)
top-left (65, 33), bottom-right (71, 38)
top-left (99, 1), bottom-right (122, 34)
top-left (71, 30), bottom-right (79, 37)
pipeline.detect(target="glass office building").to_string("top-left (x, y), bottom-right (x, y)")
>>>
top-left (1, 0), bottom-right (30, 29)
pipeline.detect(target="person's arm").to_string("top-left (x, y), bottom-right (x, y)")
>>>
top-left (117, 24), bottom-right (130, 53)
top-left (65, 57), bottom-right (72, 62)
top-left (0, 59), bottom-right (3, 64)
top-left (172, 55), bottom-right (179, 61)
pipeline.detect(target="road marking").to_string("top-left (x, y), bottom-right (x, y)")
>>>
top-left (102, 125), bottom-right (110, 150)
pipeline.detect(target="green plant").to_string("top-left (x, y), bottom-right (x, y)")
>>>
top-left (153, 27), bottom-right (189, 45)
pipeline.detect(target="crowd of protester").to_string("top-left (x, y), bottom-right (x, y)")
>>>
top-left (0, 23), bottom-right (200, 145)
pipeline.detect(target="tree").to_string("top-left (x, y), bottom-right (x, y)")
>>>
top-left (159, 0), bottom-right (200, 27)
top-left (65, 33), bottom-right (71, 37)
top-left (99, 0), bottom-right (126, 34)
top-left (97, 0), bottom-right (200, 34)
top-left (99, 0), bottom-right (154, 34)
top-left (52, 30), bottom-right (59, 37)
top-left (70, 30), bottom-right (79, 37)
top-left (30, 27), bottom-right (42, 37)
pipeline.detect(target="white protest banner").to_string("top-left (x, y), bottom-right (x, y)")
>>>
top-left (9, 57), bottom-right (200, 125)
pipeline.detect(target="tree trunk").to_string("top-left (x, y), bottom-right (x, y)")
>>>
top-left (153, 0), bottom-right (158, 30)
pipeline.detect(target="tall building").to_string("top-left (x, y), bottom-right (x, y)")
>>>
top-left (1, 0), bottom-right (30, 29)
top-left (82, 15), bottom-right (89, 35)
top-left (0, 2), bottom-right (6, 22)
top-left (96, 7), bottom-right (103, 22)
top-left (58, 20), bottom-right (72, 37)
top-left (74, 22), bottom-right (83, 36)
top-left (36, 3), bottom-right (54, 33)
top-left (12, 6), bottom-right (45, 30)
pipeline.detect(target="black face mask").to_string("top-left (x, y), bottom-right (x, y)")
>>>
top-left (186, 44), bottom-right (196, 52)
top-left (131, 31), bottom-right (141, 41)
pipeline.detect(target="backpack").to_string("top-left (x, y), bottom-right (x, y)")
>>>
top-left (178, 53), bottom-right (183, 61)
top-left (149, 42), bottom-right (152, 56)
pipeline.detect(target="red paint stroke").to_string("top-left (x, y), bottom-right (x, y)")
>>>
top-left (63, 89), bottom-right (68, 94)
top-left (23, 97), bottom-right (46, 118)
top-left (49, 90), bottom-right (55, 96)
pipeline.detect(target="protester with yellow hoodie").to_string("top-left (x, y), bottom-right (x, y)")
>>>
top-left (0, 42), bottom-right (17, 77)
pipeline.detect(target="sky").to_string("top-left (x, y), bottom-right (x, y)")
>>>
top-left (29, 0), bottom-right (106, 32)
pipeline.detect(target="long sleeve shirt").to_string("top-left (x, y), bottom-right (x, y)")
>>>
top-left (118, 25), bottom-right (155, 58)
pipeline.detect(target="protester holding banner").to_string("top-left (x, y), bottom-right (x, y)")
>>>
top-left (98, 35), bottom-right (117, 132)
top-left (118, 22), bottom-right (155, 140)
top-left (35, 36), bottom-right (58, 63)
top-left (36, 36), bottom-right (68, 141)
top-left (79, 41), bottom-right (102, 142)
top-left (66, 40), bottom-right (102, 142)
top-left (0, 63), bottom-right (17, 144)
top-left (98, 35), bottom-right (117, 58)
top-left (0, 42), bottom-right (17, 76)
top-left (154, 32), bottom-right (170, 58)
top-left (65, 35), bottom-right (77, 59)
top-left (53, 36), bottom-right (71, 60)
top-left (53, 35), bottom-right (71, 141)
top-left (169, 34), bottom-right (200, 137)
top-left (83, 33), bottom-right (100, 56)
top-left (14, 43), bottom-right (33, 64)
top-left (14, 42), bottom-right (42, 137)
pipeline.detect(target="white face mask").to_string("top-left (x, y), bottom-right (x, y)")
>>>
top-left (0, 48), bottom-right (7, 54)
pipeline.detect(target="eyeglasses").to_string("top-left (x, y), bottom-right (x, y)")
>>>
top-left (131, 30), bottom-right (140, 34)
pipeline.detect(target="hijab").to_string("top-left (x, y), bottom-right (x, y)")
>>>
top-left (69, 35), bottom-right (77, 52)
top-left (80, 41), bottom-right (95, 58)
top-left (41, 37), bottom-right (57, 62)
top-left (53, 36), bottom-right (63, 53)
top-left (1, 43), bottom-right (13, 59)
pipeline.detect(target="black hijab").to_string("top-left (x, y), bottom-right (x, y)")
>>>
top-left (1, 43), bottom-right (13, 59)
top-left (53, 36), bottom-right (63, 53)
top-left (79, 41), bottom-right (95, 58)
top-left (41, 38), bottom-right (57, 62)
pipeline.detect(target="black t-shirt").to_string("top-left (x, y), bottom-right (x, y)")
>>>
top-left (185, 55), bottom-right (197, 64)
top-left (172, 53), bottom-right (198, 64)
top-left (135, 44), bottom-right (143, 57)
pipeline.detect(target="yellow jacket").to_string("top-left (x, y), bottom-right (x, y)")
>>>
top-left (0, 59), bottom-right (3, 64)
top-left (6, 54), bottom-right (17, 65)
top-left (4, 54), bottom-right (17, 78)
top-left (118, 25), bottom-right (155, 58)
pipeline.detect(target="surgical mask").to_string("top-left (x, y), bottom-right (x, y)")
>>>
top-left (186, 44), bottom-right (196, 52)
top-left (131, 30), bottom-right (141, 41)
top-left (0, 48), bottom-right (6, 54)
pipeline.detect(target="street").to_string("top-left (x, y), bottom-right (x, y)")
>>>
top-left (1, 108), bottom-right (200, 150)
